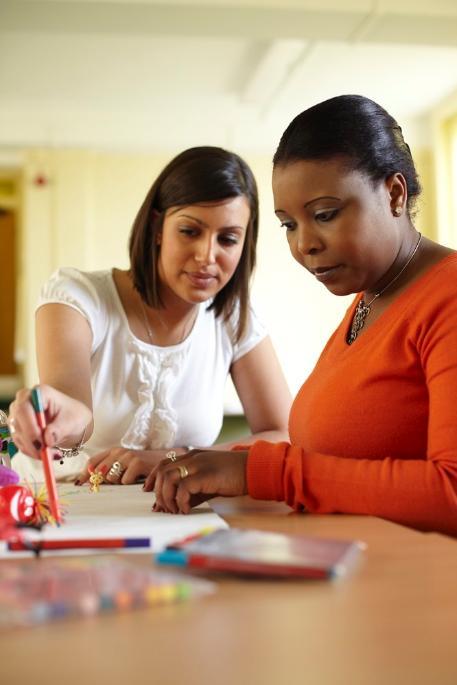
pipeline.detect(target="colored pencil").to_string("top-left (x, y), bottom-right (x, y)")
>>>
top-left (7, 537), bottom-right (151, 551)
top-left (30, 387), bottom-right (62, 524)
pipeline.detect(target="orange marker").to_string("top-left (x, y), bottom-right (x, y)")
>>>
top-left (30, 387), bottom-right (62, 524)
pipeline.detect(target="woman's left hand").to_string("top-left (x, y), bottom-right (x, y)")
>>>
top-left (144, 449), bottom-right (249, 514)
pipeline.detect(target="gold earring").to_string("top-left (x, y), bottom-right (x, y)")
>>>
top-left (393, 206), bottom-right (402, 216)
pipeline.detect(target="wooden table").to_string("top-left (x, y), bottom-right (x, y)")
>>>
top-left (1, 495), bottom-right (456, 685)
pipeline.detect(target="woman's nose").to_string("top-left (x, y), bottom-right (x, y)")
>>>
top-left (194, 236), bottom-right (217, 264)
top-left (295, 225), bottom-right (324, 256)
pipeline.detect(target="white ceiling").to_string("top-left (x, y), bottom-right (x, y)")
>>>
top-left (1, 0), bottom-right (457, 154)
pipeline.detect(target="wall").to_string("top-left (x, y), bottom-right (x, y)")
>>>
top-left (15, 148), bottom-right (352, 409)
top-left (412, 147), bottom-right (436, 241)
top-left (432, 87), bottom-right (457, 247)
top-left (11, 136), bottom-right (440, 411)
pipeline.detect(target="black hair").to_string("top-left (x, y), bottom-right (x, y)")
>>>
top-left (273, 94), bottom-right (421, 215)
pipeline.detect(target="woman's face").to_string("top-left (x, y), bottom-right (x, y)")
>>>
top-left (272, 159), bottom-right (403, 296)
top-left (157, 196), bottom-right (250, 306)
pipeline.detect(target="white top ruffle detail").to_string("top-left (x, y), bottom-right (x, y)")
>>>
top-left (120, 339), bottom-right (186, 450)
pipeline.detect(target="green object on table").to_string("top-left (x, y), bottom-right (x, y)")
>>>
top-left (0, 412), bottom-right (18, 458)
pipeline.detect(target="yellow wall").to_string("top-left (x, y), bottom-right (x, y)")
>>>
top-left (412, 147), bottom-right (436, 240)
top-left (18, 149), bottom-right (170, 385)
top-left (12, 137), bottom-right (446, 401)
top-left (16, 148), bottom-right (351, 399)
top-left (432, 87), bottom-right (457, 248)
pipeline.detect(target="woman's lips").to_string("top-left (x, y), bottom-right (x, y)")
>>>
top-left (186, 272), bottom-right (217, 288)
top-left (310, 265), bottom-right (343, 283)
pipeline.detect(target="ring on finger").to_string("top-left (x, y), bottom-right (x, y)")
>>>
top-left (166, 450), bottom-right (177, 462)
top-left (178, 464), bottom-right (189, 479)
top-left (107, 460), bottom-right (125, 480)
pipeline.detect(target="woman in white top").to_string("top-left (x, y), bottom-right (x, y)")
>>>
top-left (9, 146), bottom-right (291, 484)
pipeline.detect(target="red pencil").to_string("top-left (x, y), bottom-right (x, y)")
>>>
top-left (7, 537), bottom-right (151, 551)
top-left (30, 387), bottom-right (62, 524)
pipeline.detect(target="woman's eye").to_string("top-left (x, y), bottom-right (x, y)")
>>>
top-left (315, 209), bottom-right (339, 222)
top-left (219, 234), bottom-right (239, 246)
top-left (279, 220), bottom-right (295, 231)
top-left (179, 226), bottom-right (199, 237)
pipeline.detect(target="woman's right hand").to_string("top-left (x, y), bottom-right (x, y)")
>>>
top-left (75, 447), bottom-right (175, 486)
top-left (8, 385), bottom-right (92, 460)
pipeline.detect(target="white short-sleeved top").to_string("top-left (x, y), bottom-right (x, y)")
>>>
top-left (13, 268), bottom-right (266, 481)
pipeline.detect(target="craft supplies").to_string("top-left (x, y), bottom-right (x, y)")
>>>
top-left (0, 557), bottom-right (216, 629)
top-left (30, 388), bottom-right (62, 523)
top-left (0, 464), bottom-right (20, 486)
top-left (7, 535), bottom-right (152, 553)
top-left (156, 527), bottom-right (366, 579)
top-left (88, 464), bottom-right (106, 493)
top-left (0, 411), bottom-right (18, 465)
top-left (0, 483), bottom-right (56, 527)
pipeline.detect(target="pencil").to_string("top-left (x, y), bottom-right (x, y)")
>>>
top-left (7, 537), bottom-right (151, 551)
top-left (30, 387), bottom-right (62, 524)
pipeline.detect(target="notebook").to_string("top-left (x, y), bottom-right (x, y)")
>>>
top-left (155, 527), bottom-right (366, 579)
top-left (0, 484), bottom-right (228, 557)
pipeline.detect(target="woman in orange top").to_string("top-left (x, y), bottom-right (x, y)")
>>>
top-left (147, 95), bottom-right (457, 536)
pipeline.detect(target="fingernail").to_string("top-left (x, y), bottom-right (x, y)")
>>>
top-left (99, 464), bottom-right (108, 474)
top-left (33, 440), bottom-right (42, 450)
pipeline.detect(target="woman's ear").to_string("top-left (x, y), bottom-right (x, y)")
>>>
top-left (156, 232), bottom-right (162, 245)
top-left (386, 172), bottom-right (408, 217)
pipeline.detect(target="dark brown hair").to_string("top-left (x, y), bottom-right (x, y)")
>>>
top-left (129, 146), bottom-right (258, 341)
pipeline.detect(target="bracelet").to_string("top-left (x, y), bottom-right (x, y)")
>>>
top-left (57, 426), bottom-right (87, 460)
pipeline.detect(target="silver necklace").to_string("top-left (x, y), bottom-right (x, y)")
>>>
top-left (347, 232), bottom-right (422, 345)
top-left (139, 299), bottom-right (196, 345)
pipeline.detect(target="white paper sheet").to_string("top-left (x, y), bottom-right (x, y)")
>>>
top-left (0, 484), bottom-right (228, 557)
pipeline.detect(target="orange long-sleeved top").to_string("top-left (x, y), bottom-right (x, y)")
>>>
top-left (247, 254), bottom-right (457, 536)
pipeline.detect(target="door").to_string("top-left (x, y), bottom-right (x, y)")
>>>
top-left (0, 208), bottom-right (17, 375)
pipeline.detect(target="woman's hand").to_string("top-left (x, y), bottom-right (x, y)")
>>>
top-left (144, 449), bottom-right (249, 514)
top-left (8, 385), bottom-right (92, 460)
top-left (76, 448), bottom-right (174, 486)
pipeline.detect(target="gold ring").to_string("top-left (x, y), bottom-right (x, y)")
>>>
top-left (178, 464), bottom-right (189, 479)
top-left (107, 460), bottom-right (125, 479)
top-left (166, 450), bottom-right (177, 462)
